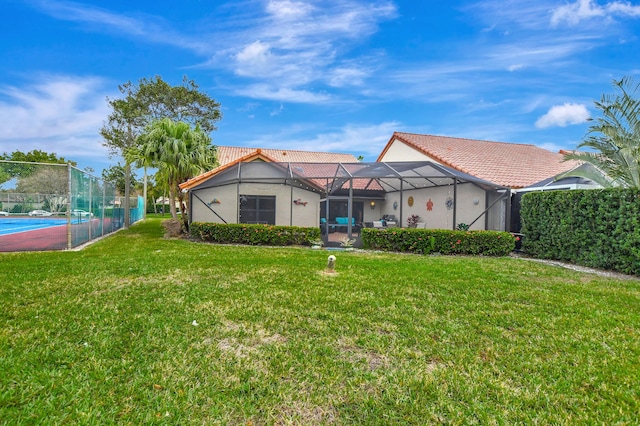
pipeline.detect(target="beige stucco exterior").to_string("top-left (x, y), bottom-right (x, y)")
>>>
top-left (190, 182), bottom-right (321, 227)
top-left (379, 138), bottom-right (432, 162)
top-left (375, 183), bottom-right (490, 230)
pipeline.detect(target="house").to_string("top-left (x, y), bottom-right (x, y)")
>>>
top-left (377, 132), bottom-right (582, 189)
top-left (180, 147), bottom-right (359, 232)
top-left (378, 132), bottom-right (601, 232)
top-left (180, 145), bottom-right (510, 244)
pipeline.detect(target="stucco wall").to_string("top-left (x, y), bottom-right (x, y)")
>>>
top-left (379, 183), bottom-right (488, 229)
top-left (380, 139), bottom-right (432, 162)
top-left (190, 183), bottom-right (320, 227)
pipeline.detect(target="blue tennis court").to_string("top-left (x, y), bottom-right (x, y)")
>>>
top-left (0, 217), bottom-right (68, 236)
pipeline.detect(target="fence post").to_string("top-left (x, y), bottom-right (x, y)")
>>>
top-left (67, 162), bottom-right (72, 250)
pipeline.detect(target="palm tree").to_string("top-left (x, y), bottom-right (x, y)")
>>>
top-left (128, 118), bottom-right (217, 230)
top-left (562, 77), bottom-right (640, 188)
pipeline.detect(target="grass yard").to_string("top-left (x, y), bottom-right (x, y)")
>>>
top-left (1, 219), bottom-right (639, 424)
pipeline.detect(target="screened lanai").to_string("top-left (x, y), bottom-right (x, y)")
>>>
top-left (183, 160), bottom-right (511, 244)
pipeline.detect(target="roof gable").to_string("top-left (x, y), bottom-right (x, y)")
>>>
top-left (378, 132), bottom-right (581, 189)
top-left (217, 146), bottom-right (357, 165)
top-left (180, 146), bottom-right (359, 190)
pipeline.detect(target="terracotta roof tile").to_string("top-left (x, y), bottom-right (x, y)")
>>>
top-left (180, 146), bottom-right (358, 190)
top-left (380, 132), bottom-right (581, 188)
top-left (216, 146), bottom-right (357, 165)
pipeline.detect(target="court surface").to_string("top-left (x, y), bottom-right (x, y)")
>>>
top-left (0, 217), bottom-right (68, 236)
top-left (0, 217), bottom-right (99, 252)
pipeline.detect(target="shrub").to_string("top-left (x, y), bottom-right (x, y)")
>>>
top-left (521, 188), bottom-right (640, 275)
top-left (190, 222), bottom-right (321, 246)
top-left (361, 228), bottom-right (514, 256)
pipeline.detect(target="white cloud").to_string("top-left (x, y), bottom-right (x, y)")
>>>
top-left (551, 0), bottom-right (640, 27)
top-left (0, 75), bottom-right (112, 166)
top-left (30, 0), bottom-right (208, 53)
top-left (265, 0), bottom-right (315, 20)
top-left (234, 84), bottom-right (331, 103)
top-left (235, 41), bottom-right (275, 76)
top-left (282, 121), bottom-right (400, 159)
top-left (237, 121), bottom-right (400, 160)
top-left (327, 67), bottom-right (368, 87)
top-left (535, 103), bottom-right (590, 128)
top-left (270, 104), bottom-right (285, 116)
top-left (223, 1), bottom-right (397, 96)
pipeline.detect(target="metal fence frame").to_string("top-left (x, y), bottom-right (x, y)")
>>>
top-left (0, 161), bottom-right (144, 251)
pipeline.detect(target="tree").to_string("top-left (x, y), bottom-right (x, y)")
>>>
top-left (0, 149), bottom-right (74, 164)
top-left (127, 119), bottom-right (217, 230)
top-left (0, 150), bottom-right (75, 185)
top-left (101, 164), bottom-right (139, 196)
top-left (15, 166), bottom-right (68, 212)
top-left (100, 75), bottom-right (221, 227)
top-left (562, 77), bottom-right (640, 188)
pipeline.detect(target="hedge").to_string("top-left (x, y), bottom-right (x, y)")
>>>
top-left (190, 222), bottom-right (321, 246)
top-left (520, 188), bottom-right (640, 275)
top-left (361, 228), bottom-right (515, 256)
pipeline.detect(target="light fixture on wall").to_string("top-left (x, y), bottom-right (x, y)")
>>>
top-left (370, 200), bottom-right (376, 209)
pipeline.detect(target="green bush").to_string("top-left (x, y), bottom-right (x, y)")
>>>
top-left (361, 228), bottom-right (515, 256)
top-left (521, 188), bottom-right (640, 275)
top-left (190, 222), bottom-right (321, 246)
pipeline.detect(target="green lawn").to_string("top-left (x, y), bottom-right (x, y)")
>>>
top-left (1, 219), bottom-right (639, 424)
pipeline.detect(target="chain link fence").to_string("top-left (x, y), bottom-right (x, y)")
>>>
top-left (0, 161), bottom-right (144, 252)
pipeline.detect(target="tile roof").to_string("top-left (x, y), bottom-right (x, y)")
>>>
top-left (216, 146), bottom-right (357, 165)
top-left (379, 132), bottom-right (581, 188)
top-left (180, 146), bottom-right (358, 190)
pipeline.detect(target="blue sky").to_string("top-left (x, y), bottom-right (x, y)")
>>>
top-left (1, 0), bottom-right (639, 175)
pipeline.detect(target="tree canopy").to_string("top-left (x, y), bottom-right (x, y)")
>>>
top-left (127, 118), bottom-right (217, 229)
top-left (0, 149), bottom-right (74, 165)
top-left (563, 77), bottom-right (640, 188)
top-left (100, 75), bottom-right (221, 226)
top-left (101, 164), bottom-right (140, 196)
top-left (0, 150), bottom-right (75, 186)
top-left (100, 75), bottom-right (222, 157)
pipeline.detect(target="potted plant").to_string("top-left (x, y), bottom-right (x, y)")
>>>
top-left (406, 214), bottom-right (421, 228)
top-left (340, 237), bottom-right (356, 250)
top-left (309, 238), bottom-right (324, 249)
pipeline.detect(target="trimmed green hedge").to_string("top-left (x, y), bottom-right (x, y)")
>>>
top-left (521, 188), bottom-right (640, 275)
top-left (361, 228), bottom-right (515, 256)
top-left (190, 222), bottom-right (321, 246)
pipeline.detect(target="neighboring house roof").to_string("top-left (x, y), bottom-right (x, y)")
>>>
top-left (217, 146), bottom-right (357, 164)
top-left (378, 132), bottom-right (581, 189)
top-left (181, 146), bottom-right (358, 190)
